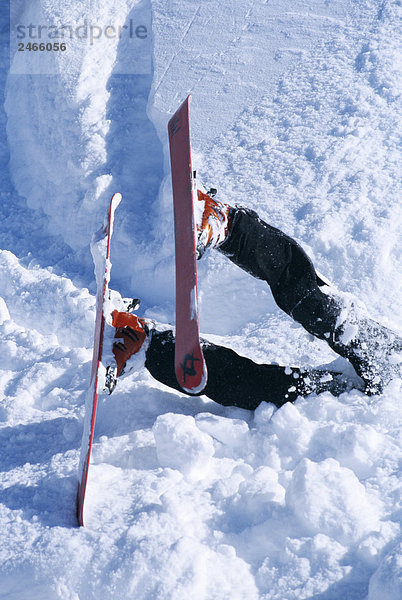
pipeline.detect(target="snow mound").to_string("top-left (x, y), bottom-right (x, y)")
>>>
top-left (153, 413), bottom-right (215, 480)
top-left (286, 457), bottom-right (382, 545)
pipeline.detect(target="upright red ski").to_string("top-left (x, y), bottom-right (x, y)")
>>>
top-left (168, 96), bottom-right (207, 394)
top-left (77, 192), bottom-right (122, 526)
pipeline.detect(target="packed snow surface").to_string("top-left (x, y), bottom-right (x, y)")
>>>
top-left (1, 0), bottom-right (401, 598)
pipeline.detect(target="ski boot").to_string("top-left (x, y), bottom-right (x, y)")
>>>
top-left (298, 369), bottom-right (362, 397)
top-left (334, 317), bottom-right (402, 395)
top-left (195, 187), bottom-right (231, 259)
top-left (104, 308), bottom-right (151, 394)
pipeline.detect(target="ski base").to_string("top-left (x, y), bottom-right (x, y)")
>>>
top-left (168, 95), bottom-right (208, 395)
top-left (77, 192), bottom-right (122, 527)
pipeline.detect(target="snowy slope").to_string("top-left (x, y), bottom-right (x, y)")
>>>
top-left (1, 0), bottom-right (401, 599)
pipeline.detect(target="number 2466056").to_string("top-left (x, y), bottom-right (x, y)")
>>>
top-left (18, 42), bottom-right (67, 51)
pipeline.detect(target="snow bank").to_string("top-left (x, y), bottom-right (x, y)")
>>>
top-left (0, 249), bottom-right (94, 347)
top-left (6, 0), bottom-right (159, 290)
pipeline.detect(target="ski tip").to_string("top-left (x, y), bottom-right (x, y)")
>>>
top-left (108, 193), bottom-right (122, 225)
top-left (111, 192), bottom-right (122, 208)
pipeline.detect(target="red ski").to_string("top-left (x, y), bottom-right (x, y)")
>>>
top-left (77, 192), bottom-right (122, 526)
top-left (168, 96), bottom-right (207, 394)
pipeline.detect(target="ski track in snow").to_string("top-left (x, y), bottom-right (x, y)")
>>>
top-left (1, 0), bottom-right (401, 598)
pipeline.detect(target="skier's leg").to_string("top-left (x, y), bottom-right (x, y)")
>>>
top-left (145, 330), bottom-right (354, 410)
top-left (195, 192), bottom-right (339, 336)
top-left (195, 194), bottom-right (339, 339)
top-left (108, 311), bottom-right (356, 404)
top-left (217, 207), bottom-right (401, 392)
top-left (219, 207), bottom-right (339, 335)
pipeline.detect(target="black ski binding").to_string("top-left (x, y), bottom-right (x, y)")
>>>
top-left (126, 298), bottom-right (141, 312)
top-left (104, 363), bottom-right (118, 395)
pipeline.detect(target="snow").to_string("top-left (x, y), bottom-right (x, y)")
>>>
top-left (1, 0), bottom-right (401, 598)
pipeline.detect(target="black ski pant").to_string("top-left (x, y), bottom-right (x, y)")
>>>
top-left (144, 207), bottom-right (360, 410)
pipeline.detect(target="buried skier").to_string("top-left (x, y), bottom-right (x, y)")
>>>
top-left (108, 190), bottom-right (401, 410)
